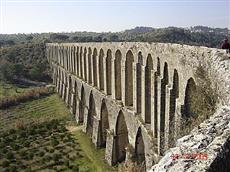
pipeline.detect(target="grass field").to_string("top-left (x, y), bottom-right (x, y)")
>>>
top-left (0, 82), bottom-right (33, 98)
top-left (0, 93), bottom-right (117, 172)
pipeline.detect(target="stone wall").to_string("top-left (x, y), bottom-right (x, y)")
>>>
top-left (150, 48), bottom-right (230, 171)
top-left (46, 42), bottom-right (230, 171)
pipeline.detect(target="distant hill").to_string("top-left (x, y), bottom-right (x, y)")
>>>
top-left (124, 26), bottom-right (154, 33)
top-left (0, 25), bottom-right (229, 83)
top-left (189, 26), bottom-right (229, 35)
top-left (0, 26), bottom-right (229, 48)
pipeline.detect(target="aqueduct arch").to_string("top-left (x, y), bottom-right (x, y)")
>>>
top-left (125, 50), bottom-right (134, 106)
top-left (135, 127), bottom-right (146, 168)
top-left (46, 42), bottom-right (228, 171)
top-left (106, 49), bottom-right (112, 95)
top-left (98, 99), bottom-right (109, 147)
top-left (87, 91), bottom-right (96, 137)
top-left (79, 85), bottom-right (85, 123)
top-left (114, 111), bottom-right (129, 164)
top-left (115, 50), bottom-right (122, 100)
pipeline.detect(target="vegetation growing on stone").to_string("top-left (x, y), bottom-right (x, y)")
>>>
top-left (180, 65), bottom-right (218, 136)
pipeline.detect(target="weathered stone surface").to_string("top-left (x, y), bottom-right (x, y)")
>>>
top-left (46, 42), bottom-right (230, 171)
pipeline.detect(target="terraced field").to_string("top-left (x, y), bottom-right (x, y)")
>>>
top-left (0, 94), bottom-right (70, 132)
top-left (0, 82), bottom-right (33, 98)
top-left (0, 94), bottom-right (117, 172)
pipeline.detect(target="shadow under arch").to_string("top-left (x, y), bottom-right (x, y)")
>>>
top-left (145, 54), bottom-right (153, 124)
top-left (72, 80), bottom-right (78, 115)
top-left (160, 62), bottom-right (168, 155)
top-left (136, 52), bottom-right (143, 114)
top-left (135, 127), bottom-right (146, 170)
top-left (106, 49), bottom-right (112, 95)
top-left (86, 91), bottom-right (96, 137)
top-left (115, 50), bottom-right (122, 100)
top-left (183, 77), bottom-right (197, 118)
top-left (98, 99), bottom-right (109, 147)
top-left (93, 48), bottom-right (98, 87)
top-left (125, 50), bottom-right (134, 106)
top-left (99, 48), bottom-right (105, 90)
top-left (169, 69), bottom-right (179, 146)
top-left (112, 111), bottom-right (129, 165)
top-left (79, 85), bottom-right (85, 123)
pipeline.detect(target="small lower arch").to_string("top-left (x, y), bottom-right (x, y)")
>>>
top-left (134, 127), bottom-right (146, 170)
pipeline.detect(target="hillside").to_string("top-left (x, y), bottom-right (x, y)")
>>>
top-left (0, 26), bottom-right (229, 84)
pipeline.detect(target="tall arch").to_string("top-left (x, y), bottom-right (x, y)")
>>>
top-left (106, 49), bottom-right (112, 95)
top-left (84, 48), bottom-right (87, 81)
top-left (65, 48), bottom-right (69, 70)
top-left (88, 47), bottom-right (92, 84)
top-left (115, 50), bottom-right (122, 100)
top-left (79, 86), bottom-right (85, 123)
top-left (114, 111), bottom-right (129, 164)
top-left (99, 49), bottom-right (104, 90)
top-left (76, 47), bottom-right (80, 77)
top-left (160, 62), bottom-right (168, 154)
top-left (125, 50), bottom-right (134, 106)
top-left (183, 77), bottom-right (196, 118)
top-left (93, 48), bottom-right (98, 87)
top-left (169, 69), bottom-right (179, 145)
top-left (80, 47), bottom-right (83, 78)
top-left (136, 52), bottom-right (143, 114)
top-left (145, 54), bottom-right (153, 123)
top-left (135, 127), bottom-right (146, 169)
top-left (87, 92), bottom-right (96, 137)
top-left (98, 100), bottom-right (109, 147)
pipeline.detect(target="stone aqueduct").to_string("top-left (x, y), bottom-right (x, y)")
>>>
top-left (46, 42), bottom-right (228, 171)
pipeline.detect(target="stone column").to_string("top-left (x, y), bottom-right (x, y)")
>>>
top-left (76, 49), bottom-right (80, 77)
top-left (121, 61), bottom-right (126, 104)
top-left (92, 116), bottom-right (100, 147)
top-left (164, 85), bottom-right (171, 151)
top-left (157, 76), bottom-right (162, 155)
top-left (82, 51), bottom-right (85, 80)
top-left (70, 87), bottom-right (76, 115)
top-left (125, 144), bottom-right (134, 162)
top-left (111, 58), bottom-right (116, 99)
top-left (151, 70), bottom-right (155, 133)
top-left (74, 99), bottom-right (80, 123)
top-left (82, 107), bottom-right (89, 133)
top-left (96, 55), bottom-right (100, 88)
top-left (141, 66), bottom-right (146, 120)
top-left (105, 130), bottom-right (115, 166)
top-left (103, 57), bottom-right (107, 94)
top-left (62, 83), bottom-right (66, 100)
top-left (174, 99), bottom-right (182, 141)
top-left (65, 80), bottom-right (70, 105)
top-left (133, 64), bottom-right (137, 113)
top-left (85, 51), bottom-right (89, 83)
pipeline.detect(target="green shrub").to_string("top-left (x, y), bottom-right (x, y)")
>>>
top-left (9, 164), bottom-right (17, 172)
top-left (2, 159), bottom-right (10, 167)
top-left (11, 143), bottom-right (20, 151)
top-left (72, 165), bottom-right (79, 172)
top-left (38, 150), bottom-right (45, 157)
top-left (23, 141), bottom-right (30, 147)
top-left (53, 152), bottom-right (62, 162)
top-left (49, 148), bottom-right (55, 153)
top-left (51, 139), bottom-right (59, 146)
top-left (6, 152), bottom-right (14, 160)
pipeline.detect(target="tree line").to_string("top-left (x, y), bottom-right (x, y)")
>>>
top-left (0, 26), bottom-right (229, 84)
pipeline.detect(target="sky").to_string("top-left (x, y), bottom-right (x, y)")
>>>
top-left (0, 0), bottom-right (229, 34)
